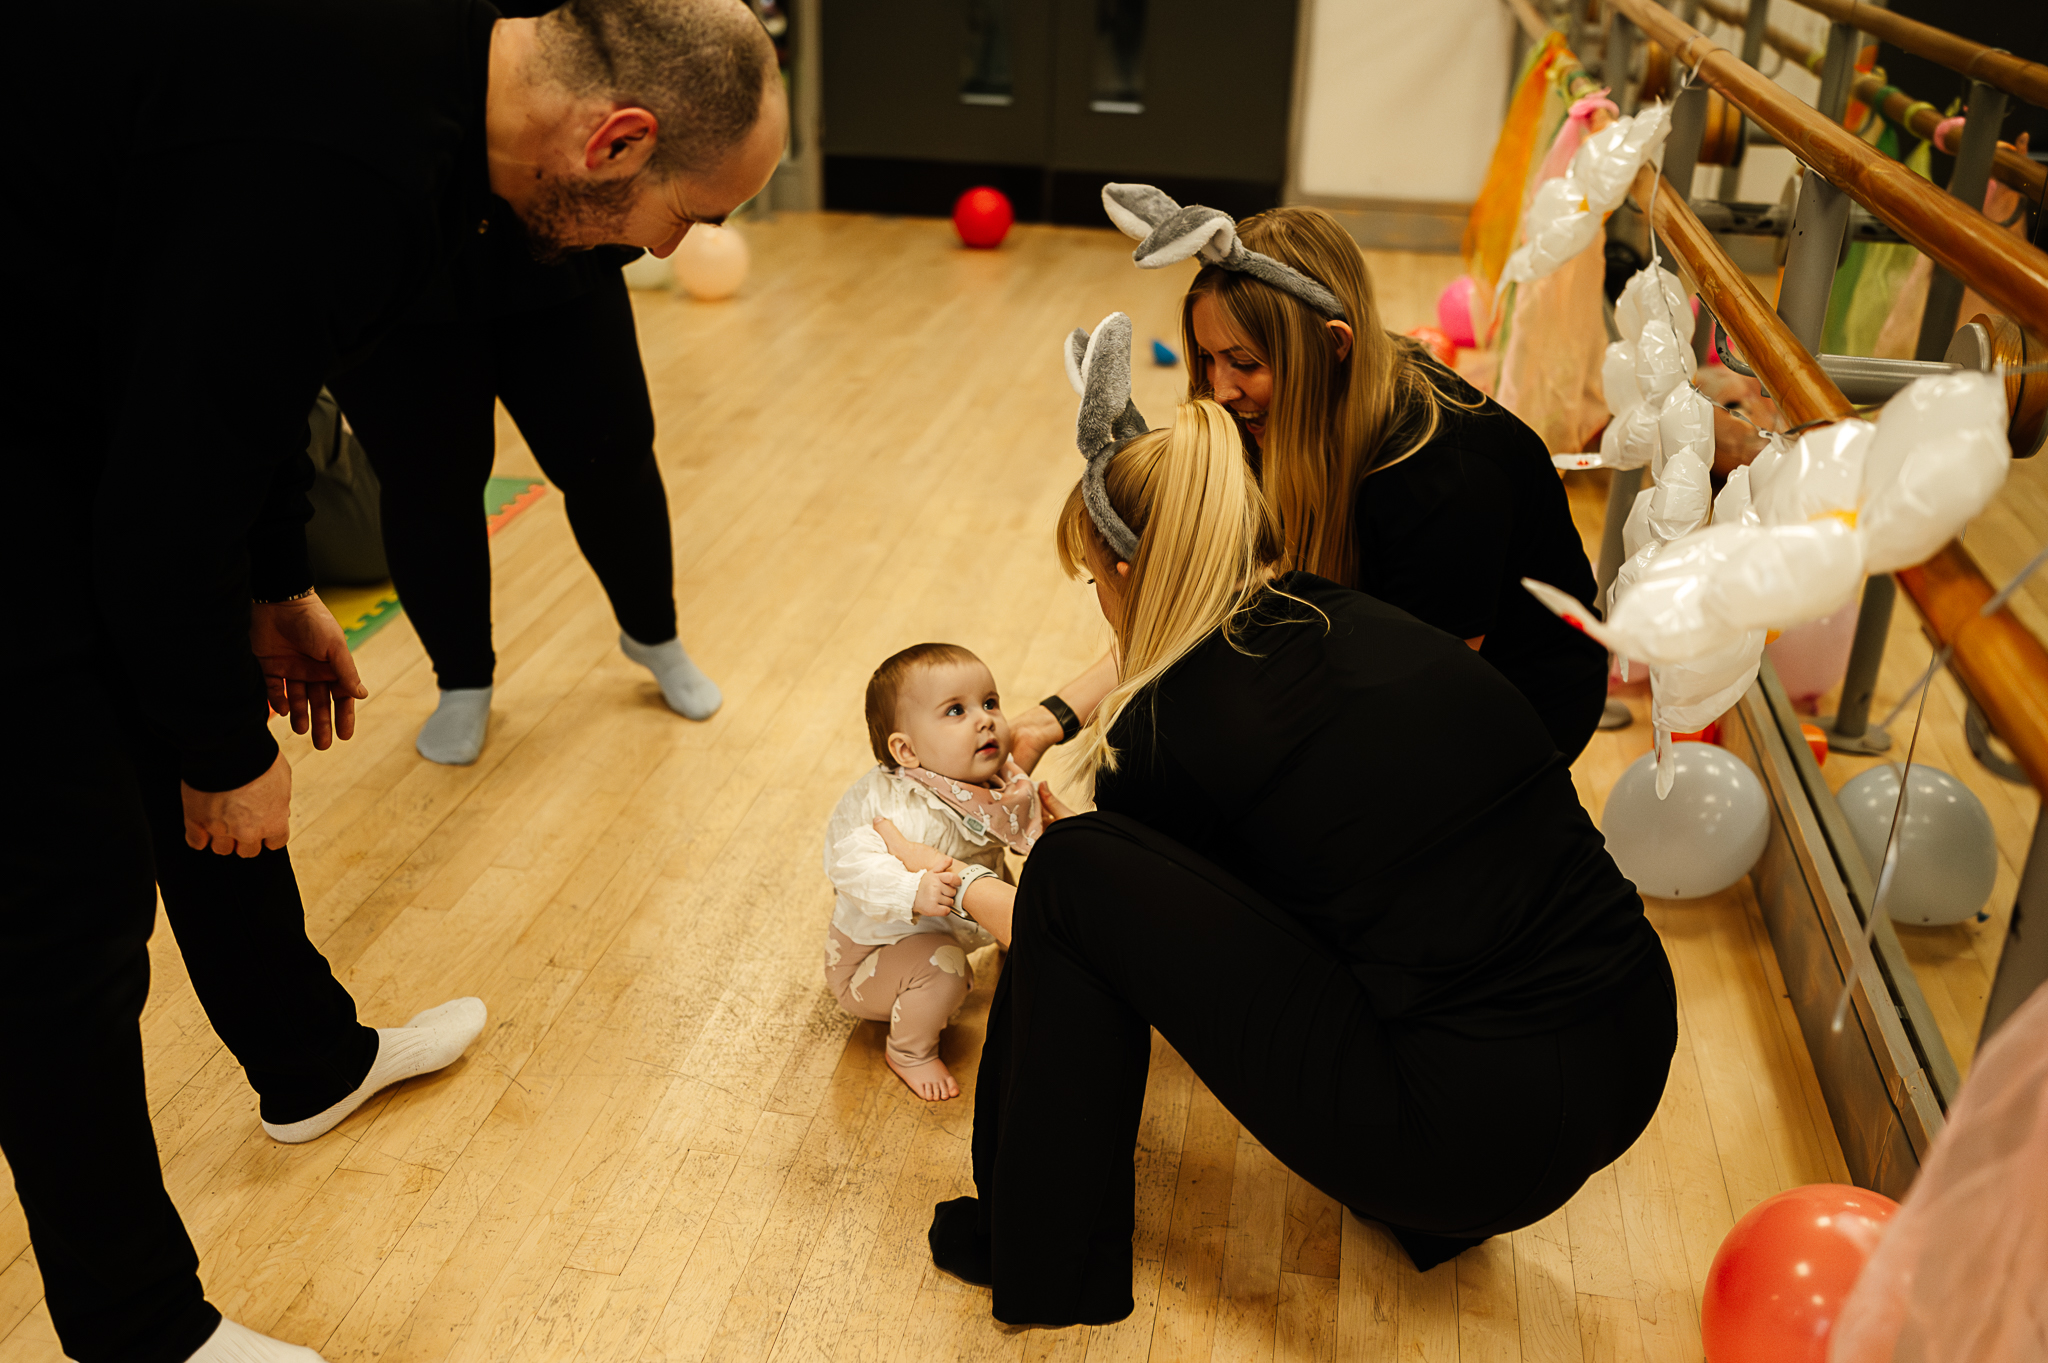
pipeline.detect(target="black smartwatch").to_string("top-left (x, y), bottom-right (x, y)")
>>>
top-left (1041, 694), bottom-right (1082, 742)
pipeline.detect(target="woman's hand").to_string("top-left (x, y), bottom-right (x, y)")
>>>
top-left (1011, 651), bottom-right (1119, 775)
top-left (250, 594), bottom-right (369, 749)
top-left (182, 752), bottom-right (293, 857)
top-left (912, 867), bottom-right (963, 917)
top-left (873, 816), bottom-right (952, 873)
top-left (1009, 705), bottom-right (1067, 776)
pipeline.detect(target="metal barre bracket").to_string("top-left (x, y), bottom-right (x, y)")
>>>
top-left (1713, 317), bottom-right (1962, 403)
top-left (1690, 197), bottom-right (1907, 244)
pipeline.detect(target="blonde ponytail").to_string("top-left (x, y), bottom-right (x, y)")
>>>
top-left (1056, 399), bottom-right (1284, 776)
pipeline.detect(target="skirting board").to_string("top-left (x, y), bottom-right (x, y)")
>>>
top-left (1721, 662), bottom-right (1946, 1199)
top-left (1290, 194), bottom-right (1469, 254)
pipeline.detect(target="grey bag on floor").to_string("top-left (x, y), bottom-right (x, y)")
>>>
top-left (304, 388), bottom-right (389, 584)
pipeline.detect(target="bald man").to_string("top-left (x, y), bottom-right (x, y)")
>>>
top-left (329, 0), bottom-right (753, 770)
top-left (1, 3), bottom-right (784, 1360)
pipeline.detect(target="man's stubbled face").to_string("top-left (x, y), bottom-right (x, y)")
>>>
top-left (512, 171), bottom-right (640, 265)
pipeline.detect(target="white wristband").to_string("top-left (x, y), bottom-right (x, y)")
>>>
top-left (952, 864), bottom-right (997, 918)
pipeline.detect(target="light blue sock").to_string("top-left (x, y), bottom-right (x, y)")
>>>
top-left (620, 633), bottom-right (723, 720)
top-left (416, 686), bottom-right (492, 765)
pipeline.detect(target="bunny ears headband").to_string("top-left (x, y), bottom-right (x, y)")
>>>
top-left (1065, 312), bottom-right (1148, 562)
top-left (1101, 183), bottom-right (1348, 321)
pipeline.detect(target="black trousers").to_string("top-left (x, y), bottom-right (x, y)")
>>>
top-left (0, 695), bottom-right (377, 1363)
top-left (329, 271), bottom-right (676, 691)
top-left (969, 814), bottom-right (1676, 1326)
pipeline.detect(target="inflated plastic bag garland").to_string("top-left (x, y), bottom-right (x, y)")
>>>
top-left (1497, 102), bottom-right (1673, 294)
top-left (1495, 103), bottom-right (2011, 796)
top-left (1526, 359), bottom-right (2012, 793)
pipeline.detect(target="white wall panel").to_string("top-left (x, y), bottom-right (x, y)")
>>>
top-left (1296, 0), bottom-right (1515, 203)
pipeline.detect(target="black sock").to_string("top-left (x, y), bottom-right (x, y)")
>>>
top-left (928, 1196), bottom-right (993, 1286)
top-left (1387, 1223), bottom-right (1488, 1272)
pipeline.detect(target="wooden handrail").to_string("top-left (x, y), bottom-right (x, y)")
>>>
top-left (1609, 0), bottom-right (2048, 341)
top-left (1782, 0), bottom-right (2048, 110)
top-left (1692, 0), bottom-right (2043, 203)
top-left (1894, 547), bottom-right (2048, 794)
top-left (1627, 164), bottom-right (1856, 426)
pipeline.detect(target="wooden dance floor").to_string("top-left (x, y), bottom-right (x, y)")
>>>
top-left (0, 215), bottom-right (1852, 1362)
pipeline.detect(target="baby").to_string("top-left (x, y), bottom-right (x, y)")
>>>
top-left (822, 642), bottom-right (1042, 1101)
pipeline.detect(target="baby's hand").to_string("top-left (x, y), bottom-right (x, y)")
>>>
top-left (913, 867), bottom-right (963, 917)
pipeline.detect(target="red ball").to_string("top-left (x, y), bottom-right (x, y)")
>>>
top-left (1405, 325), bottom-right (1456, 367)
top-left (1701, 1184), bottom-right (1898, 1363)
top-left (953, 186), bottom-right (1013, 249)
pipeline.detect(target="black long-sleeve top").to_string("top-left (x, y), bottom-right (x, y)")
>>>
top-left (7, 0), bottom-right (498, 789)
top-left (1092, 574), bottom-right (1660, 1039)
top-left (1353, 359), bottom-right (1608, 754)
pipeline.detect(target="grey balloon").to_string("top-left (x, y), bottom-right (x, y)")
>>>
top-left (1837, 764), bottom-right (1998, 926)
top-left (1601, 745), bottom-right (1772, 899)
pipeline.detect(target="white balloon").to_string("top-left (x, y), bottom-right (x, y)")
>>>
top-left (672, 225), bottom-right (751, 300)
top-left (620, 251), bottom-right (675, 290)
top-left (1837, 764), bottom-right (1999, 925)
top-left (1601, 745), bottom-right (1771, 899)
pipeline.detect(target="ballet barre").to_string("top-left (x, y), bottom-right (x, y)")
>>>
top-left (1690, 0), bottom-right (2044, 205)
top-left (1612, 0), bottom-right (2048, 360)
top-left (1777, 0), bottom-right (2048, 110)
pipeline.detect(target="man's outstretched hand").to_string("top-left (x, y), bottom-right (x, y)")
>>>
top-left (251, 593), bottom-right (368, 749)
top-left (182, 752), bottom-right (293, 857)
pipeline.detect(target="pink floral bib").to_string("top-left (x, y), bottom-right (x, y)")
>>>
top-left (897, 757), bottom-right (1043, 854)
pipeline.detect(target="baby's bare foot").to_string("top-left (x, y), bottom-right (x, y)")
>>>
top-left (887, 1052), bottom-right (960, 1102)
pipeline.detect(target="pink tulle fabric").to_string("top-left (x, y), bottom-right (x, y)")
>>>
top-left (1828, 982), bottom-right (2048, 1362)
top-left (1496, 237), bottom-right (1610, 453)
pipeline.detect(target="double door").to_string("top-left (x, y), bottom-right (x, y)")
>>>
top-left (821, 0), bottom-right (1299, 223)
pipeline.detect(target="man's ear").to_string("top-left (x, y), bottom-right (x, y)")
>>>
top-left (887, 732), bottom-right (920, 769)
top-left (1328, 318), bottom-right (1355, 362)
top-left (582, 107), bottom-right (659, 173)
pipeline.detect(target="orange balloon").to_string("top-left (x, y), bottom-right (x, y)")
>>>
top-left (1702, 1184), bottom-right (1899, 1363)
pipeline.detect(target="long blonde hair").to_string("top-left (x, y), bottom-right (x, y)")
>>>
top-left (1055, 399), bottom-right (1283, 776)
top-left (1181, 206), bottom-right (1468, 585)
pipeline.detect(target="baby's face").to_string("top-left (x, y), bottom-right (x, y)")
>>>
top-left (890, 659), bottom-right (1012, 785)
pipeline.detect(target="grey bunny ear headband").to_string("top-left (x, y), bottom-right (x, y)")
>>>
top-left (1101, 183), bottom-right (1348, 321)
top-left (1064, 312), bottom-right (1147, 563)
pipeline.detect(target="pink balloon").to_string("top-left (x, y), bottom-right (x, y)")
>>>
top-left (1766, 594), bottom-right (1861, 706)
top-left (1436, 276), bottom-right (1480, 349)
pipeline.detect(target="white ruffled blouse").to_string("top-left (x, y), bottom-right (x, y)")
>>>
top-left (821, 765), bottom-right (1007, 949)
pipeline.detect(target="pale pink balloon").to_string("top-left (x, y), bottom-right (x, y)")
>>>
top-left (673, 225), bottom-right (751, 301)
